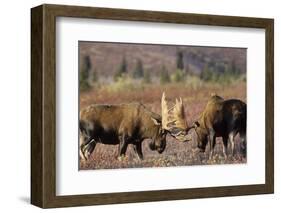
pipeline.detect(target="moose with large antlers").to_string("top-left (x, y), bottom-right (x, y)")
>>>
top-left (168, 93), bottom-right (247, 159)
top-left (79, 93), bottom-right (188, 161)
top-left (192, 94), bottom-right (247, 159)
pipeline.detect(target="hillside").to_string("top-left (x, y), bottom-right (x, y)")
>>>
top-left (79, 41), bottom-right (246, 77)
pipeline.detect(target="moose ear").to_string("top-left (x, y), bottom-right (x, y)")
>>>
top-left (151, 117), bottom-right (161, 126)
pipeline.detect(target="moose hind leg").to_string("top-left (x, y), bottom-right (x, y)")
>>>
top-left (79, 134), bottom-right (92, 161)
top-left (133, 142), bottom-right (143, 160)
top-left (84, 141), bottom-right (96, 160)
top-left (239, 131), bottom-right (247, 158)
top-left (228, 131), bottom-right (238, 157)
top-left (222, 136), bottom-right (228, 160)
top-left (80, 148), bottom-right (87, 161)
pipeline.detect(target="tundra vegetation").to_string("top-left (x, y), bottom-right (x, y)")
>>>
top-left (79, 42), bottom-right (246, 170)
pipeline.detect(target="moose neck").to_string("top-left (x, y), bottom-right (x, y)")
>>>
top-left (196, 118), bottom-right (209, 137)
top-left (139, 105), bottom-right (162, 139)
top-left (145, 122), bottom-right (161, 140)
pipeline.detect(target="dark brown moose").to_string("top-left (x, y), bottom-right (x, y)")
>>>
top-left (79, 93), bottom-right (186, 161)
top-left (191, 94), bottom-right (247, 159)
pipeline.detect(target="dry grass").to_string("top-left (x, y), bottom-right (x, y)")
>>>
top-left (79, 81), bottom-right (246, 170)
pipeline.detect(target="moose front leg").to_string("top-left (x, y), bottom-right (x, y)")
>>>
top-left (209, 129), bottom-right (216, 160)
top-left (118, 134), bottom-right (128, 160)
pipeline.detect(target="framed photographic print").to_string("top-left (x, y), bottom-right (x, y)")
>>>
top-left (31, 4), bottom-right (274, 208)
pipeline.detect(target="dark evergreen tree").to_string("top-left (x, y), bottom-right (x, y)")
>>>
top-left (143, 70), bottom-right (151, 84)
top-left (176, 50), bottom-right (184, 70)
top-left (200, 64), bottom-right (213, 81)
top-left (160, 65), bottom-right (170, 84)
top-left (91, 68), bottom-right (98, 83)
top-left (185, 63), bottom-right (190, 75)
top-left (80, 55), bottom-right (91, 90)
top-left (230, 60), bottom-right (240, 76)
top-left (114, 56), bottom-right (128, 81)
top-left (133, 59), bottom-right (144, 78)
top-left (84, 55), bottom-right (91, 72)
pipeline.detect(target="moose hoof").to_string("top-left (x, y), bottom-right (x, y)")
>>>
top-left (208, 153), bottom-right (213, 161)
top-left (117, 155), bottom-right (126, 161)
top-left (223, 154), bottom-right (228, 160)
top-left (79, 151), bottom-right (88, 162)
top-left (137, 156), bottom-right (144, 161)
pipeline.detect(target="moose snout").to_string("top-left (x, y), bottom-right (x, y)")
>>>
top-left (157, 147), bottom-right (165, 154)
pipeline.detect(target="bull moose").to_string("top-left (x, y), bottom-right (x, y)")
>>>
top-left (177, 94), bottom-right (247, 159)
top-left (79, 93), bottom-right (187, 161)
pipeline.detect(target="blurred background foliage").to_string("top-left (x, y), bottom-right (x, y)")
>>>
top-left (79, 42), bottom-right (246, 92)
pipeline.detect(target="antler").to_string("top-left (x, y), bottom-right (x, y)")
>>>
top-left (172, 97), bottom-right (188, 130)
top-left (161, 92), bottom-right (176, 130)
top-left (161, 92), bottom-right (189, 131)
top-left (161, 93), bottom-right (192, 142)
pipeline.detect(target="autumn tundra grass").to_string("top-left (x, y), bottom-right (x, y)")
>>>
top-left (80, 80), bottom-right (246, 170)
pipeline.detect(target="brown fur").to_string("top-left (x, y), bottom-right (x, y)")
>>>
top-left (79, 103), bottom-right (167, 160)
top-left (193, 95), bottom-right (246, 159)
